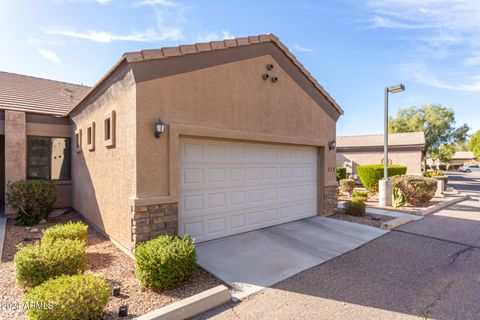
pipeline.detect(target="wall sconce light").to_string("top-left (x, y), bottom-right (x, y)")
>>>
top-left (267, 63), bottom-right (274, 70)
top-left (328, 140), bottom-right (336, 150)
top-left (262, 74), bottom-right (270, 80)
top-left (154, 119), bottom-right (165, 139)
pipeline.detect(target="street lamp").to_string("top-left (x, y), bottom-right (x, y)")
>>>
top-left (379, 83), bottom-right (405, 207)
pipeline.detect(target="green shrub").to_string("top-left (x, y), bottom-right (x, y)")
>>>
top-left (134, 235), bottom-right (196, 290)
top-left (6, 180), bottom-right (56, 226)
top-left (339, 179), bottom-right (355, 195)
top-left (336, 167), bottom-right (347, 182)
top-left (24, 274), bottom-right (110, 320)
top-left (42, 221), bottom-right (88, 245)
top-left (393, 188), bottom-right (405, 208)
top-left (14, 239), bottom-right (86, 288)
top-left (391, 175), bottom-right (437, 206)
top-left (344, 198), bottom-right (366, 216)
top-left (357, 165), bottom-right (407, 192)
top-left (352, 190), bottom-right (368, 201)
top-left (424, 170), bottom-right (444, 177)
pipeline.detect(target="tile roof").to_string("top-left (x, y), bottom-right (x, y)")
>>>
top-left (337, 132), bottom-right (426, 148)
top-left (0, 71), bottom-right (90, 116)
top-left (75, 34), bottom-right (343, 115)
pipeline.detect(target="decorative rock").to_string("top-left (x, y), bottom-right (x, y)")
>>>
top-left (30, 228), bottom-right (39, 233)
top-left (39, 219), bottom-right (47, 225)
top-left (32, 234), bottom-right (42, 239)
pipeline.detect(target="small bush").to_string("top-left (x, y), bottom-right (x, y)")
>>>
top-left (134, 235), bottom-right (196, 290)
top-left (24, 274), bottom-right (110, 320)
top-left (357, 165), bottom-right (407, 192)
top-left (391, 175), bottom-right (437, 206)
top-left (336, 167), bottom-right (347, 182)
top-left (352, 190), bottom-right (368, 201)
top-left (42, 221), bottom-right (88, 245)
top-left (6, 180), bottom-right (56, 226)
top-left (344, 198), bottom-right (366, 216)
top-left (14, 239), bottom-right (86, 288)
top-left (393, 188), bottom-right (405, 208)
top-left (339, 179), bottom-right (355, 195)
top-left (424, 170), bottom-right (444, 177)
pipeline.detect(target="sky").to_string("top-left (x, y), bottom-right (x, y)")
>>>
top-left (1, 0), bottom-right (479, 136)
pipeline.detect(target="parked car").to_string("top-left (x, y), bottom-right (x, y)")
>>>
top-left (459, 165), bottom-right (480, 173)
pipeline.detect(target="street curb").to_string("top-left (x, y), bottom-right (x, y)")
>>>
top-left (0, 216), bottom-right (6, 262)
top-left (415, 194), bottom-right (469, 216)
top-left (135, 285), bottom-right (231, 320)
top-left (381, 216), bottom-right (415, 230)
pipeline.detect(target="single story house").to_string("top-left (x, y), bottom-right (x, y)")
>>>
top-left (1, 34), bottom-right (343, 252)
top-left (451, 151), bottom-right (478, 166)
top-left (336, 132), bottom-right (425, 176)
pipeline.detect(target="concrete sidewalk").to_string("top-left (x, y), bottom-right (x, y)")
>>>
top-left (197, 216), bottom-right (387, 300)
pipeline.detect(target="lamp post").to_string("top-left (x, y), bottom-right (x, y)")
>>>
top-left (379, 84), bottom-right (405, 207)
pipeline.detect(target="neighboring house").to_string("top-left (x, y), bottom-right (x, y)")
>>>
top-left (451, 151), bottom-right (478, 166)
top-left (0, 72), bottom-right (89, 210)
top-left (0, 34), bottom-right (343, 252)
top-left (336, 132), bottom-right (425, 176)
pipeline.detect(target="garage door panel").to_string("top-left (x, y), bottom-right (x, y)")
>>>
top-left (179, 138), bottom-right (318, 242)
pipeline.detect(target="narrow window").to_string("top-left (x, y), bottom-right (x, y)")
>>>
top-left (86, 122), bottom-right (95, 151)
top-left (103, 111), bottom-right (115, 147)
top-left (75, 129), bottom-right (82, 152)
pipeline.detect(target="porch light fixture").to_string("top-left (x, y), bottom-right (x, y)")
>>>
top-left (154, 119), bottom-right (165, 139)
top-left (328, 139), bottom-right (336, 150)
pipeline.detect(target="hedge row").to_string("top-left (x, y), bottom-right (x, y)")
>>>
top-left (357, 164), bottom-right (407, 192)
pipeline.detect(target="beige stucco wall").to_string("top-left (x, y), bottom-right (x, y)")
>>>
top-left (133, 54), bottom-right (338, 214)
top-left (70, 66), bottom-right (137, 248)
top-left (337, 149), bottom-right (423, 175)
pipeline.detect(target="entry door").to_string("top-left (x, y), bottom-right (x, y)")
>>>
top-left (179, 137), bottom-right (318, 243)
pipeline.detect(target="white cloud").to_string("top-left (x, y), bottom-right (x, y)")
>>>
top-left (293, 44), bottom-right (314, 53)
top-left (44, 26), bottom-right (182, 43)
top-left (134, 0), bottom-right (178, 6)
top-left (464, 53), bottom-right (480, 66)
top-left (402, 63), bottom-right (480, 92)
top-left (37, 48), bottom-right (62, 65)
top-left (358, 0), bottom-right (480, 92)
top-left (196, 30), bottom-right (234, 42)
top-left (56, 0), bottom-right (111, 4)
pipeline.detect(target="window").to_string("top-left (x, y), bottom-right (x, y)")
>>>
top-left (86, 122), bottom-right (95, 151)
top-left (103, 111), bottom-right (115, 147)
top-left (28, 137), bottom-right (71, 180)
top-left (75, 129), bottom-right (82, 152)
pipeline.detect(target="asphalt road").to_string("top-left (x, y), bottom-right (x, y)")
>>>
top-left (195, 173), bottom-right (480, 320)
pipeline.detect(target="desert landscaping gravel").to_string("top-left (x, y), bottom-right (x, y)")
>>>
top-left (0, 212), bottom-right (221, 320)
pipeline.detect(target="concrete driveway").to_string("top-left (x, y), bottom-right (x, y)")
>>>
top-left (194, 173), bottom-right (480, 319)
top-left (197, 216), bottom-right (387, 299)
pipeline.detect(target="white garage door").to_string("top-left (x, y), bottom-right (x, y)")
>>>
top-left (179, 138), bottom-right (318, 243)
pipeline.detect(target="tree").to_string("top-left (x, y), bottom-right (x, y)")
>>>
top-left (431, 144), bottom-right (455, 168)
top-left (389, 104), bottom-right (469, 163)
top-left (469, 130), bottom-right (480, 160)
